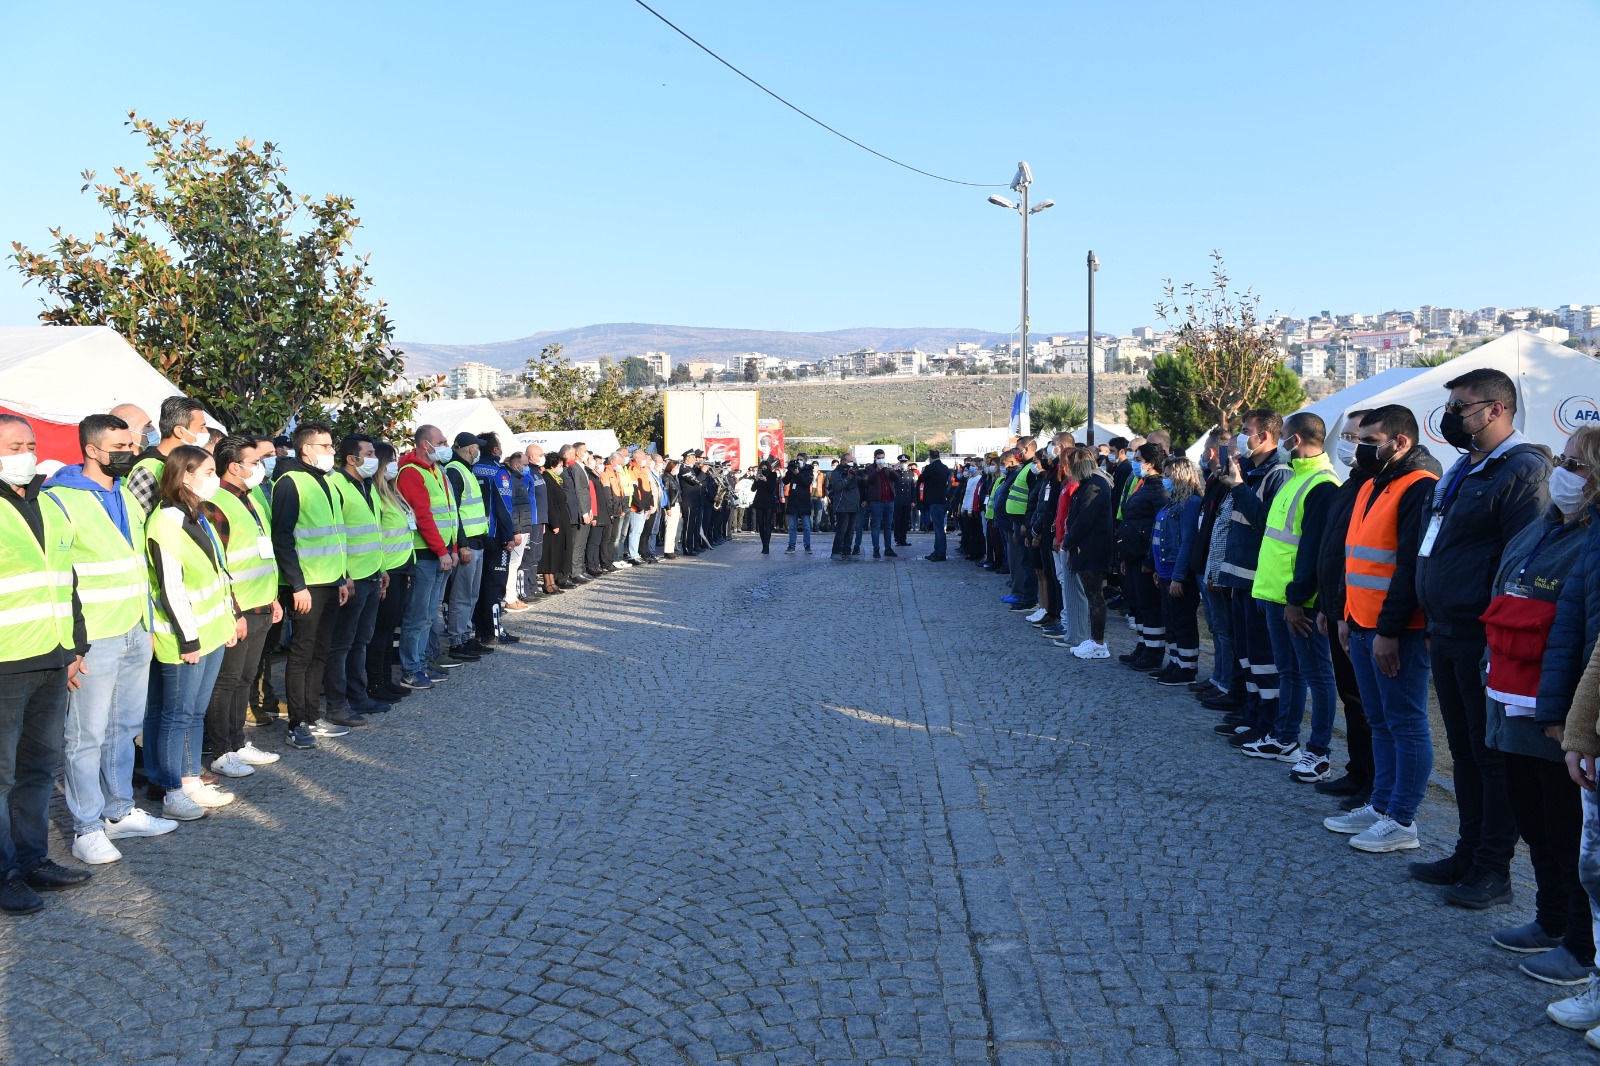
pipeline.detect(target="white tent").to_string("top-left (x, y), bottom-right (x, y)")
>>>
top-left (1068, 420), bottom-right (1137, 446)
top-left (1297, 330), bottom-right (1598, 471)
top-left (0, 326), bottom-right (191, 461)
top-left (410, 397), bottom-right (517, 451)
top-left (511, 429), bottom-right (623, 457)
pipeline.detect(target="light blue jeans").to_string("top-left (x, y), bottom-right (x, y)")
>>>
top-left (1262, 601), bottom-right (1336, 753)
top-left (625, 511), bottom-right (648, 560)
top-left (1348, 626), bottom-right (1433, 824)
top-left (148, 648), bottom-right (224, 792)
top-left (64, 622), bottom-right (151, 834)
top-left (401, 553), bottom-right (449, 675)
top-left (1201, 585), bottom-right (1234, 691)
top-left (787, 514), bottom-right (811, 549)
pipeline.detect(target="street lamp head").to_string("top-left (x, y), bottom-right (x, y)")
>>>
top-left (1011, 161), bottom-right (1033, 191)
top-left (987, 194), bottom-right (1016, 210)
top-left (1029, 199), bottom-right (1055, 214)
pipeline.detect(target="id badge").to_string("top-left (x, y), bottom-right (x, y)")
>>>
top-left (1417, 515), bottom-right (1442, 558)
top-left (407, 514), bottom-right (418, 531)
top-left (257, 535), bottom-right (275, 559)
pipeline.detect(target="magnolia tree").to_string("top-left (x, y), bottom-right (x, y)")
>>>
top-left (11, 113), bottom-right (422, 435)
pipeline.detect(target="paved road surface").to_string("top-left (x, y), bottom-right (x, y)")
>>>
top-left (1, 537), bottom-right (1575, 1064)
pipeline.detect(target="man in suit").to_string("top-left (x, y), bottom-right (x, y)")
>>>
top-left (561, 443), bottom-right (593, 583)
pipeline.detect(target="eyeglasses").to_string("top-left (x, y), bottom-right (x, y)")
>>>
top-left (1442, 398), bottom-right (1494, 415)
top-left (1556, 455), bottom-right (1590, 473)
top-left (1338, 432), bottom-right (1360, 443)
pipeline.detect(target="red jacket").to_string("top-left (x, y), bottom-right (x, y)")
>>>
top-left (396, 447), bottom-right (452, 559)
top-left (1053, 478), bottom-right (1079, 547)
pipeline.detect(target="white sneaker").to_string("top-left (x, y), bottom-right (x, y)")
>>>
top-left (184, 782), bottom-right (236, 808)
top-left (234, 741), bottom-right (280, 766)
top-left (1026, 607), bottom-right (1048, 623)
top-left (1350, 816), bottom-right (1420, 853)
top-left (104, 807), bottom-right (179, 839)
top-left (613, 559), bottom-right (633, 568)
top-left (1323, 803), bottom-right (1381, 835)
top-left (162, 790), bottom-right (207, 821)
top-left (210, 751), bottom-right (256, 778)
top-left (1550, 975), bottom-right (1600, 1029)
top-left (1072, 641), bottom-right (1111, 660)
top-left (71, 828), bottom-right (122, 865)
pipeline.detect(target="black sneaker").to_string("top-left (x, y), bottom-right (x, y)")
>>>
top-left (804, 547), bottom-right (812, 554)
top-left (1443, 869), bottom-right (1514, 910)
top-left (1186, 679), bottom-right (1215, 693)
top-left (1337, 790), bottom-right (1373, 812)
top-left (873, 549), bottom-right (881, 558)
top-left (285, 724), bottom-right (316, 750)
top-left (884, 548), bottom-right (897, 558)
top-left (1147, 662), bottom-right (1177, 680)
top-left (1228, 726), bottom-right (1270, 748)
top-left (785, 546), bottom-right (796, 554)
top-left (23, 860), bottom-right (92, 892)
top-left (1, 874), bottom-right (44, 915)
top-left (448, 645), bottom-right (481, 662)
top-left (496, 631), bottom-right (521, 645)
top-left (463, 638), bottom-right (495, 655)
top-left (1158, 669), bottom-right (1197, 688)
top-left (1212, 714), bottom-right (1250, 736)
top-left (1409, 855), bottom-right (1472, 886)
top-left (1314, 773), bottom-right (1370, 798)
top-left (324, 708), bottom-right (367, 728)
top-left (1199, 692), bottom-right (1245, 711)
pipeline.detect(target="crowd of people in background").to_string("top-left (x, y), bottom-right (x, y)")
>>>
top-left (948, 366), bottom-right (1600, 1053)
top-left (0, 398), bottom-right (747, 917)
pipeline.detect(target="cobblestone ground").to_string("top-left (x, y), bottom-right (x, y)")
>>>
top-left (0, 534), bottom-right (1579, 1064)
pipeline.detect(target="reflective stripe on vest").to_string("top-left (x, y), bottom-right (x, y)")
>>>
top-left (448, 460), bottom-right (489, 538)
top-left (1344, 469), bottom-right (1438, 629)
top-left (331, 474), bottom-right (383, 580)
top-left (0, 497), bottom-right (75, 662)
top-left (146, 507), bottom-right (236, 663)
top-left (401, 461), bottom-right (457, 551)
top-left (376, 492), bottom-right (415, 571)
top-left (43, 485), bottom-right (147, 641)
top-left (1251, 456), bottom-right (1338, 605)
top-left (279, 471), bottom-right (346, 586)
top-left (208, 487), bottom-right (279, 610)
top-left (1004, 467), bottom-right (1033, 515)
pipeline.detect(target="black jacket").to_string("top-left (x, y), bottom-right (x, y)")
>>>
top-left (1416, 438), bottom-right (1550, 638)
top-left (919, 459), bottom-right (951, 508)
top-left (542, 470), bottom-right (572, 530)
top-left (1063, 474), bottom-right (1114, 573)
top-left (1117, 475), bottom-right (1168, 563)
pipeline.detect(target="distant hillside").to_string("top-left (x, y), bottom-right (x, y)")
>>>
top-left (398, 322), bottom-right (1095, 376)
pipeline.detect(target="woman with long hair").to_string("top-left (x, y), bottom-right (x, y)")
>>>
top-left (365, 442), bottom-right (415, 702)
top-left (145, 445), bottom-right (245, 821)
top-left (539, 454), bottom-right (572, 592)
top-left (1149, 455), bottom-right (1205, 686)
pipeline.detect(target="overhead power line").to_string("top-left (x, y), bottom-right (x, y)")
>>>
top-left (628, 0), bottom-right (1008, 189)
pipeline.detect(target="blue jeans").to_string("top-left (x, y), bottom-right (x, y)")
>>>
top-left (1348, 626), bottom-right (1433, 824)
top-left (928, 503), bottom-right (947, 556)
top-left (0, 667), bottom-right (68, 879)
top-left (63, 621), bottom-right (151, 834)
top-left (625, 511), bottom-right (648, 560)
top-left (1262, 602), bottom-right (1336, 752)
top-left (148, 649), bottom-right (224, 792)
top-left (787, 513), bottom-right (811, 549)
top-left (1201, 585), bottom-right (1233, 690)
top-left (401, 553), bottom-right (449, 675)
top-left (869, 501), bottom-right (894, 551)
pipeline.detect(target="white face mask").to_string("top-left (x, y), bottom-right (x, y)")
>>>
top-left (312, 453), bottom-right (335, 473)
top-left (432, 444), bottom-right (453, 463)
top-left (1334, 439), bottom-right (1358, 468)
top-left (187, 428), bottom-right (211, 450)
top-left (192, 474), bottom-right (221, 501)
top-left (1234, 433), bottom-right (1252, 456)
top-left (357, 456), bottom-right (380, 479)
top-left (1550, 466), bottom-right (1589, 516)
top-left (876, 458), bottom-right (887, 466)
top-left (242, 463), bottom-right (267, 489)
top-left (385, 461), bottom-right (400, 481)
top-left (0, 451), bottom-right (38, 486)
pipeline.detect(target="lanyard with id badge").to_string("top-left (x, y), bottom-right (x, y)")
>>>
top-left (1417, 461), bottom-right (1471, 557)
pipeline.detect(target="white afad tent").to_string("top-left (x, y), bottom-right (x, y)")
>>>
top-left (409, 397), bottom-right (517, 451)
top-left (0, 326), bottom-right (189, 462)
top-left (1298, 330), bottom-right (1599, 471)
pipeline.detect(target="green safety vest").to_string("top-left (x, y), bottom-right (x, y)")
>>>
top-left (208, 486), bottom-right (279, 611)
top-left (0, 490), bottom-right (77, 662)
top-left (44, 483), bottom-right (147, 641)
top-left (1251, 453), bottom-right (1340, 606)
top-left (277, 470), bottom-right (346, 587)
top-left (330, 473), bottom-right (382, 581)
top-left (1116, 473), bottom-right (1144, 521)
top-left (146, 506), bottom-right (236, 663)
top-left (250, 482), bottom-right (273, 524)
top-left (401, 459), bottom-right (457, 551)
top-left (376, 491), bottom-right (415, 572)
top-left (447, 460), bottom-right (489, 539)
top-left (1004, 465), bottom-right (1034, 515)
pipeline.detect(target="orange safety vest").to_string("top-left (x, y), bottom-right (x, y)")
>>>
top-left (1343, 469), bottom-right (1438, 629)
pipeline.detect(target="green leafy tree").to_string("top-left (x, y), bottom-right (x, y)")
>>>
top-left (1029, 395), bottom-right (1087, 436)
top-left (516, 343), bottom-right (663, 446)
top-left (10, 113), bottom-right (417, 435)
top-left (620, 356), bottom-right (654, 388)
top-left (1262, 363), bottom-right (1307, 415)
top-left (1124, 352), bottom-right (1206, 441)
top-left (742, 360), bottom-right (759, 383)
top-left (1413, 350), bottom-right (1461, 368)
top-left (668, 363), bottom-right (692, 386)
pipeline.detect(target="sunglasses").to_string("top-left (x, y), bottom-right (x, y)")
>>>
top-left (1442, 398), bottom-right (1494, 415)
top-left (1555, 455), bottom-right (1591, 474)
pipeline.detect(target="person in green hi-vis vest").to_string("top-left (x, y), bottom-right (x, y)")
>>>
top-left (322, 434), bottom-right (392, 729)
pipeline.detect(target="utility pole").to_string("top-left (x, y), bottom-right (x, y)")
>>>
top-left (1087, 250), bottom-right (1100, 446)
top-left (988, 163), bottom-right (1052, 439)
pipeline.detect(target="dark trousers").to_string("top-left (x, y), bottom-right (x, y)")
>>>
top-left (475, 545), bottom-right (508, 641)
top-left (893, 503), bottom-right (912, 544)
top-left (367, 567), bottom-right (410, 694)
top-left (1432, 633), bottom-right (1517, 876)
top-left (1158, 576), bottom-right (1200, 670)
top-left (986, 519), bottom-right (1005, 568)
top-left (1041, 544), bottom-right (1062, 616)
top-left (1328, 624), bottom-right (1374, 785)
top-left (283, 584), bottom-right (339, 729)
top-left (0, 667), bottom-right (67, 879)
top-left (1080, 570), bottom-right (1108, 642)
top-left (1125, 563), bottom-right (1163, 650)
top-left (205, 610), bottom-right (272, 757)
top-left (1230, 589), bottom-right (1276, 731)
top-left (325, 575), bottom-right (381, 713)
top-left (585, 520), bottom-right (608, 572)
top-left (1505, 751), bottom-right (1593, 963)
top-left (755, 507), bottom-right (775, 550)
top-left (961, 513), bottom-right (981, 558)
top-left (567, 521), bottom-right (590, 578)
top-left (254, 616), bottom-right (285, 710)
top-left (680, 499), bottom-right (700, 553)
top-left (831, 511), bottom-right (858, 556)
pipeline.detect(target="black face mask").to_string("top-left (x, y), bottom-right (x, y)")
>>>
top-left (1353, 441), bottom-right (1393, 474)
top-left (1439, 410), bottom-right (1475, 450)
top-left (101, 451), bottom-right (138, 479)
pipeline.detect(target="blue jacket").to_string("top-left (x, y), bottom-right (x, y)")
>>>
top-left (1216, 449), bottom-right (1292, 590)
top-left (472, 459), bottom-right (515, 543)
top-left (42, 463), bottom-right (135, 545)
top-left (1150, 494), bottom-right (1202, 581)
top-left (1536, 512), bottom-right (1600, 726)
top-left (520, 467), bottom-right (540, 525)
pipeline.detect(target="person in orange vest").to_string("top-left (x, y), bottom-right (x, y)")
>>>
top-left (1323, 404), bottom-right (1441, 854)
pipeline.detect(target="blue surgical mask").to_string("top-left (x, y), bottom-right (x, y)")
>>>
top-left (1162, 477), bottom-right (1173, 492)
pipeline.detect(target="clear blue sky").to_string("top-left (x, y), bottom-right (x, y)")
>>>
top-left (3, 1), bottom-right (1597, 344)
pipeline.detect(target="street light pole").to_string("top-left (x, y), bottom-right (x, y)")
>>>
top-left (988, 163), bottom-right (1051, 440)
top-left (1087, 250), bottom-right (1099, 447)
